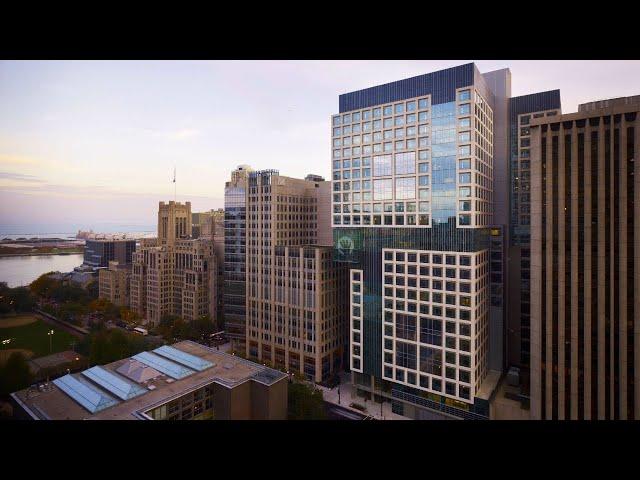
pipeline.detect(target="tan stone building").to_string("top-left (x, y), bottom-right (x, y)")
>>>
top-left (130, 201), bottom-right (218, 327)
top-left (530, 95), bottom-right (640, 419)
top-left (192, 209), bottom-right (225, 321)
top-left (98, 260), bottom-right (132, 307)
top-left (245, 170), bottom-right (348, 382)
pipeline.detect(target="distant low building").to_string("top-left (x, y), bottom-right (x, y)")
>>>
top-left (48, 271), bottom-right (96, 288)
top-left (98, 261), bottom-right (132, 307)
top-left (10, 341), bottom-right (288, 420)
top-left (83, 238), bottom-right (137, 268)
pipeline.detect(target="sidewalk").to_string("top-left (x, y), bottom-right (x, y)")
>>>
top-left (316, 375), bottom-right (409, 420)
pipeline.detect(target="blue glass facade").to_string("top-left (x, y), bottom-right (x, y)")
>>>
top-left (339, 63), bottom-right (475, 112)
top-left (430, 102), bottom-right (457, 224)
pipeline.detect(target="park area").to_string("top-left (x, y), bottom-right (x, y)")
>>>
top-left (0, 314), bottom-right (77, 364)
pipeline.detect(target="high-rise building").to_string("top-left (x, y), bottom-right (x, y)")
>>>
top-left (130, 201), bottom-right (217, 326)
top-left (98, 260), bottom-right (132, 307)
top-left (193, 209), bottom-right (225, 321)
top-left (224, 165), bottom-right (253, 350)
top-left (158, 201), bottom-right (192, 246)
top-left (529, 95), bottom-right (640, 419)
top-left (83, 238), bottom-right (137, 268)
top-left (506, 91), bottom-right (561, 399)
top-left (332, 63), bottom-right (511, 419)
top-left (245, 170), bottom-right (348, 382)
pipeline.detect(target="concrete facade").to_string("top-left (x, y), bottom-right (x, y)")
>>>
top-left (245, 171), bottom-right (349, 383)
top-left (530, 96), bottom-right (640, 419)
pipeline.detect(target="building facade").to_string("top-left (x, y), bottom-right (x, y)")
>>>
top-left (193, 209), bottom-right (225, 323)
top-left (530, 95), bottom-right (640, 419)
top-left (506, 91), bottom-right (561, 399)
top-left (130, 202), bottom-right (217, 326)
top-left (98, 260), bottom-right (132, 307)
top-left (83, 238), bottom-right (136, 268)
top-left (333, 63), bottom-right (509, 419)
top-left (245, 171), bottom-right (348, 382)
top-left (224, 165), bottom-right (253, 350)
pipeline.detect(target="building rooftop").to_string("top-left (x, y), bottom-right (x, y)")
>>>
top-left (11, 340), bottom-right (287, 420)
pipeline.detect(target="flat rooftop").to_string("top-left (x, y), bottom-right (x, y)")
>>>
top-left (12, 340), bottom-right (287, 420)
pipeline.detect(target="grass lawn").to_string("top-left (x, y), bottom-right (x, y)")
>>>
top-left (0, 316), bottom-right (77, 359)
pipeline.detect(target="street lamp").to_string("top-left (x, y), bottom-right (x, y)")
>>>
top-left (47, 329), bottom-right (54, 354)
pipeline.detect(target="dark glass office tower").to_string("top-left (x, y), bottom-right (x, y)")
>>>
top-left (506, 91), bottom-right (561, 398)
top-left (224, 165), bottom-right (252, 351)
top-left (332, 63), bottom-right (509, 419)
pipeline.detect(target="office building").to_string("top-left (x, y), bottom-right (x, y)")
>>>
top-left (245, 170), bottom-right (348, 382)
top-left (98, 260), bottom-right (132, 307)
top-left (506, 91), bottom-right (561, 400)
top-left (193, 208), bottom-right (225, 321)
top-left (530, 95), bottom-right (640, 419)
top-left (332, 63), bottom-right (511, 419)
top-left (224, 165), bottom-right (253, 350)
top-left (10, 341), bottom-right (288, 420)
top-left (130, 201), bottom-right (218, 326)
top-left (83, 237), bottom-right (137, 268)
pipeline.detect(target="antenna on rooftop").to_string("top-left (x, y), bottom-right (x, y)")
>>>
top-left (173, 166), bottom-right (176, 202)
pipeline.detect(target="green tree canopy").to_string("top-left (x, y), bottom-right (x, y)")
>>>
top-left (0, 352), bottom-right (34, 396)
top-left (287, 382), bottom-right (326, 420)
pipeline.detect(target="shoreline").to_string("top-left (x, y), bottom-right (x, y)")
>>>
top-left (0, 251), bottom-right (84, 258)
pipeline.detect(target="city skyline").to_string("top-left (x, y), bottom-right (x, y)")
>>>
top-left (2, 60), bottom-right (640, 230)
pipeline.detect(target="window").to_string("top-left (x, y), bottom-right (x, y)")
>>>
top-left (420, 318), bottom-right (442, 345)
top-left (419, 347), bottom-right (442, 375)
top-left (459, 173), bottom-right (471, 183)
top-left (395, 103), bottom-right (404, 114)
top-left (459, 200), bottom-right (471, 211)
top-left (459, 104), bottom-right (470, 115)
top-left (406, 101), bottom-right (416, 112)
top-left (458, 145), bottom-right (471, 156)
top-left (383, 105), bottom-right (393, 116)
top-left (459, 214), bottom-right (471, 226)
top-left (396, 341), bottom-right (416, 370)
top-left (373, 179), bottom-right (393, 200)
top-left (459, 186), bottom-right (471, 197)
top-left (458, 89), bottom-right (471, 101)
top-left (373, 154), bottom-right (392, 176)
top-left (418, 98), bottom-right (429, 109)
top-left (458, 131), bottom-right (470, 142)
top-left (419, 162), bottom-right (429, 173)
top-left (459, 159), bottom-right (471, 169)
top-left (459, 117), bottom-right (470, 128)
top-left (396, 314), bottom-right (417, 341)
top-left (395, 177), bottom-right (416, 200)
top-left (395, 151), bottom-right (416, 174)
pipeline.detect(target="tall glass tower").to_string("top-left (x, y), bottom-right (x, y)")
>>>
top-left (224, 165), bottom-right (253, 351)
top-left (332, 63), bottom-right (509, 419)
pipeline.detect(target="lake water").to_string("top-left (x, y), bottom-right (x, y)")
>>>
top-left (0, 254), bottom-right (84, 287)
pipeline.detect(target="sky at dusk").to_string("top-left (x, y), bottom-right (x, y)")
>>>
top-left (1, 60), bottom-right (639, 233)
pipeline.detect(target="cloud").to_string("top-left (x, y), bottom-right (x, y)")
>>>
top-left (0, 171), bottom-right (42, 182)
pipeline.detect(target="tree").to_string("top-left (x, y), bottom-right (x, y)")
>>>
top-left (0, 283), bottom-right (36, 314)
top-left (86, 280), bottom-right (99, 300)
top-left (287, 382), bottom-right (326, 420)
top-left (0, 352), bottom-right (34, 396)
